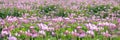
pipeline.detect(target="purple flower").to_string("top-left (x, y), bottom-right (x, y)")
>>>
top-left (85, 23), bottom-right (98, 31)
top-left (21, 19), bottom-right (29, 23)
top-left (1, 31), bottom-right (9, 36)
top-left (32, 33), bottom-right (38, 38)
top-left (8, 36), bottom-right (17, 40)
top-left (38, 23), bottom-right (49, 30)
top-left (8, 25), bottom-right (15, 31)
top-left (52, 17), bottom-right (63, 22)
top-left (18, 17), bottom-right (29, 23)
top-left (97, 22), bottom-right (116, 29)
top-left (78, 33), bottom-right (86, 37)
top-left (1, 28), bottom-right (10, 36)
top-left (118, 18), bottom-right (120, 23)
top-left (0, 20), bottom-right (5, 25)
top-left (51, 32), bottom-right (56, 36)
top-left (6, 16), bottom-right (18, 23)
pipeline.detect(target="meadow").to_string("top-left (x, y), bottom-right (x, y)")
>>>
top-left (0, 0), bottom-right (120, 40)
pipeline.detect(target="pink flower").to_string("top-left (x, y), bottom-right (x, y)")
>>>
top-left (8, 36), bottom-right (17, 40)
top-left (79, 33), bottom-right (86, 37)
top-left (30, 26), bottom-right (35, 29)
top-left (64, 30), bottom-right (70, 34)
top-left (97, 22), bottom-right (116, 29)
top-left (52, 17), bottom-right (63, 22)
top-left (21, 19), bottom-right (29, 23)
top-left (18, 17), bottom-right (29, 23)
top-left (71, 32), bottom-right (79, 37)
top-left (6, 16), bottom-right (18, 23)
top-left (1, 31), bottom-right (9, 36)
top-left (97, 22), bottom-right (106, 27)
top-left (28, 17), bottom-right (37, 21)
top-left (0, 20), bottom-right (5, 25)
top-left (48, 27), bottom-right (54, 31)
top-left (102, 31), bottom-right (111, 37)
top-left (8, 25), bottom-right (15, 31)
top-left (37, 23), bottom-right (49, 30)
top-left (118, 18), bottom-right (120, 23)
top-left (51, 32), bottom-right (56, 36)
top-left (67, 19), bottom-right (76, 23)
top-left (25, 32), bottom-right (32, 36)
top-left (1, 28), bottom-right (10, 36)
top-left (32, 33), bottom-right (38, 38)
top-left (85, 23), bottom-right (98, 31)
top-left (38, 30), bottom-right (46, 35)
top-left (86, 30), bottom-right (94, 35)
top-left (76, 26), bottom-right (82, 29)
